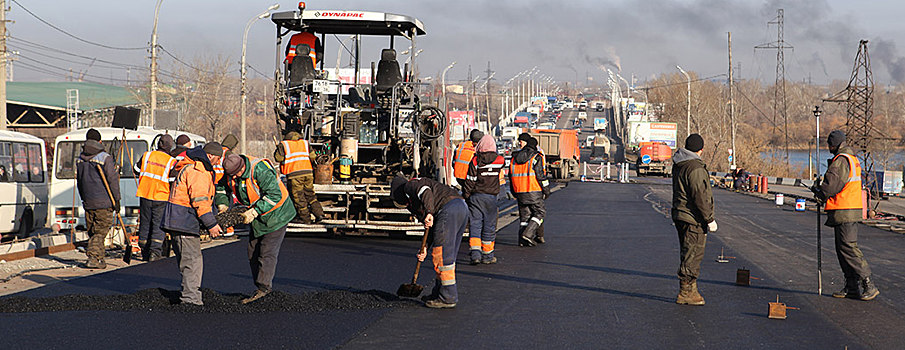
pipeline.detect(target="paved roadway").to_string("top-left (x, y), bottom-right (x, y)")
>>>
top-left (3, 176), bottom-right (904, 349)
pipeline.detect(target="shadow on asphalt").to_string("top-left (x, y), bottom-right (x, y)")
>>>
top-left (457, 269), bottom-right (675, 303)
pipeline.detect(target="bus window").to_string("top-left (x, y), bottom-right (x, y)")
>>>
top-left (28, 144), bottom-right (44, 182)
top-left (0, 142), bottom-right (11, 182)
top-left (54, 141), bottom-right (78, 179)
top-left (13, 143), bottom-right (28, 182)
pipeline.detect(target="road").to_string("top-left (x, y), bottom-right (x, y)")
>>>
top-left (2, 178), bottom-right (903, 349)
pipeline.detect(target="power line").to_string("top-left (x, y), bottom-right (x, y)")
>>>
top-left (10, 0), bottom-right (147, 51)
top-left (159, 46), bottom-right (219, 75)
top-left (9, 36), bottom-right (141, 68)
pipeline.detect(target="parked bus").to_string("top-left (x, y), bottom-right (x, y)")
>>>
top-left (0, 130), bottom-right (48, 239)
top-left (49, 127), bottom-right (205, 231)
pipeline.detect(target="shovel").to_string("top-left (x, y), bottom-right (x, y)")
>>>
top-left (396, 230), bottom-right (431, 298)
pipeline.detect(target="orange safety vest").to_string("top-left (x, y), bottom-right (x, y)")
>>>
top-left (280, 139), bottom-right (313, 175)
top-left (231, 157), bottom-right (290, 217)
top-left (825, 153), bottom-right (863, 210)
top-left (453, 141), bottom-right (476, 179)
top-left (212, 146), bottom-right (229, 184)
top-left (286, 32), bottom-right (318, 67)
top-left (510, 153), bottom-right (542, 193)
top-left (136, 150), bottom-right (176, 201)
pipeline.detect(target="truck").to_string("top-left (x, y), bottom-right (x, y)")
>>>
top-left (593, 117), bottom-right (608, 131)
top-left (627, 121), bottom-right (677, 149)
top-left (513, 113), bottom-right (530, 129)
top-left (589, 133), bottom-right (610, 163)
top-left (636, 141), bottom-right (673, 177)
top-left (578, 111), bottom-right (588, 121)
top-left (530, 129), bottom-right (580, 179)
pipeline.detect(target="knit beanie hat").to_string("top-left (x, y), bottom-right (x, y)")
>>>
top-left (827, 130), bottom-right (846, 148)
top-left (222, 153), bottom-right (245, 176)
top-left (203, 142), bottom-right (224, 157)
top-left (86, 128), bottom-right (101, 141)
top-left (157, 134), bottom-right (175, 152)
top-left (684, 134), bottom-right (704, 152)
top-left (470, 129), bottom-right (484, 144)
top-left (518, 133), bottom-right (532, 143)
top-left (176, 134), bottom-right (191, 146)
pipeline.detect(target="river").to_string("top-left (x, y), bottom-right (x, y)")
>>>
top-left (762, 149), bottom-right (905, 173)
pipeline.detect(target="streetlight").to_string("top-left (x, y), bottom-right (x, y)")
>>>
top-left (676, 65), bottom-right (691, 139)
top-left (403, 49), bottom-right (423, 64)
top-left (441, 61), bottom-right (456, 114)
top-left (149, 0), bottom-right (164, 127)
top-left (241, 3), bottom-right (280, 154)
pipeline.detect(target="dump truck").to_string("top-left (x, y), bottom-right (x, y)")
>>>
top-left (530, 129), bottom-right (580, 179)
top-left (636, 141), bottom-right (673, 177)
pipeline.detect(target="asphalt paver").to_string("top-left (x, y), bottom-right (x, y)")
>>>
top-left (1, 181), bottom-right (903, 349)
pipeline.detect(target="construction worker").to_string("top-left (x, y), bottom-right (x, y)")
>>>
top-left (170, 134), bottom-right (192, 160)
top-left (214, 134), bottom-right (239, 238)
top-left (285, 28), bottom-right (323, 69)
top-left (671, 134), bottom-right (716, 306)
top-left (453, 129), bottom-right (483, 185)
top-left (812, 130), bottom-right (879, 301)
top-left (160, 143), bottom-right (224, 306)
top-left (133, 134), bottom-right (176, 261)
top-left (391, 175), bottom-right (467, 308)
top-left (220, 153), bottom-right (295, 304)
top-left (509, 133), bottom-right (549, 247)
top-left (462, 134), bottom-right (505, 265)
top-left (273, 131), bottom-right (325, 223)
top-left (76, 128), bottom-right (120, 269)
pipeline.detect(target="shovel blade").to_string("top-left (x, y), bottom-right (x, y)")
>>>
top-left (396, 283), bottom-right (424, 298)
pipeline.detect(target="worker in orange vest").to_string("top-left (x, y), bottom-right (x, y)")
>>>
top-left (285, 28), bottom-right (323, 69)
top-left (813, 130), bottom-right (879, 301)
top-left (274, 131), bottom-right (325, 224)
top-left (453, 129), bottom-right (483, 185)
top-left (133, 134), bottom-right (176, 261)
top-left (509, 133), bottom-right (550, 247)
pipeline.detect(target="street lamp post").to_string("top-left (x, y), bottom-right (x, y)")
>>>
top-left (241, 4), bottom-right (280, 154)
top-left (676, 65), bottom-right (691, 139)
top-left (149, 0), bottom-right (163, 127)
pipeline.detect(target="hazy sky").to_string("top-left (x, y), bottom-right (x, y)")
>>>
top-left (8, 0), bottom-right (905, 87)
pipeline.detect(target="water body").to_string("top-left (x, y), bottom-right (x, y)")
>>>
top-left (762, 149), bottom-right (905, 173)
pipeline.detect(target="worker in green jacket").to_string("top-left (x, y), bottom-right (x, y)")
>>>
top-left (220, 153), bottom-right (296, 304)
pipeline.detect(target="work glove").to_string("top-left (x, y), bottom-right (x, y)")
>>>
top-left (707, 220), bottom-right (718, 233)
top-left (217, 204), bottom-right (229, 213)
top-left (242, 208), bottom-right (259, 224)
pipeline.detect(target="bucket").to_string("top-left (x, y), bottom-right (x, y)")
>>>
top-left (338, 156), bottom-right (353, 184)
top-left (315, 164), bottom-right (334, 184)
top-left (795, 198), bottom-right (806, 211)
top-left (775, 193), bottom-right (784, 206)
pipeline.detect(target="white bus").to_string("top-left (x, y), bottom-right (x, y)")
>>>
top-left (0, 130), bottom-right (48, 239)
top-left (50, 127), bottom-right (205, 231)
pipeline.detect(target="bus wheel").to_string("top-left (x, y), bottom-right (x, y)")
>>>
top-left (16, 208), bottom-right (34, 240)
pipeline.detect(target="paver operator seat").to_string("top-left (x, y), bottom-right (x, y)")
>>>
top-left (376, 49), bottom-right (402, 93)
top-left (288, 44), bottom-right (317, 87)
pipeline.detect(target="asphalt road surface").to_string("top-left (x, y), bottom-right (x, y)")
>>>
top-left (2, 179), bottom-right (903, 349)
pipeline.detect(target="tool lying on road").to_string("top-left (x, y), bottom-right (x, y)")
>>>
top-left (396, 229), bottom-right (431, 298)
top-left (768, 295), bottom-right (799, 320)
top-left (715, 247), bottom-right (735, 263)
top-left (735, 268), bottom-right (762, 286)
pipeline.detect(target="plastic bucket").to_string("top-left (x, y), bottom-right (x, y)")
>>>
top-left (795, 198), bottom-right (806, 211)
top-left (775, 193), bottom-right (784, 206)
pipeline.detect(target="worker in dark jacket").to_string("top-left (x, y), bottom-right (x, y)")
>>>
top-left (220, 153), bottom-right (296, 304)
top-left (161, 143), bottom-right (224, 305)
top-left (392, 176), bottom-right (467, 309)
top-left (509, 133), bottom-right (550, 247)
top-left (76, 128), bottom-right (120, 269)
top-left (812, 130), bottom-right (879, 301)
top-left (671, 134), bottom-right (716, 306)
top-left (463, 134), bottom-right (505, 264)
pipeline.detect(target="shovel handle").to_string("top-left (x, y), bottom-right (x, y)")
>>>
top-left (412, 229), bottom-right (430, 284)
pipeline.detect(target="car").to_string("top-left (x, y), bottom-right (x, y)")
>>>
top-left (496, 139), bottom-right (514, 157)
top-left (578, 111), bottom-right (588, 120)
top-left (595, 103), bottom-right (604, 112)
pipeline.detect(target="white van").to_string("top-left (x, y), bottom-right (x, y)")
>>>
top-left (50, 127), bottom-right (205, 231)
top-left (0, 130), bottom-right (48, 238)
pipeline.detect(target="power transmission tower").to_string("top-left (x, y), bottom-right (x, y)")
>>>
top-left (825, 40), bottom-right (875, 168)
top-left (756, 8), bottom-right (793, 165)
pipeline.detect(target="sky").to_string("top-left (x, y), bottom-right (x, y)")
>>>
top-left (7, 0), bottom-right (905, 87)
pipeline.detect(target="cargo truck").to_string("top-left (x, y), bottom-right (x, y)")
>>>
top-left (530, 129), bottom-right (580, 179)
top-left (636, 141), bottom-right (673, 177)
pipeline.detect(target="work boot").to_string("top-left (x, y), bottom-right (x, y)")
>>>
top-left (469, 251), bottom-right (482, 265)
top-left (859, 277), bottom-right (880, 301)
top-left (676, 281), bottom-right (705, 306)
top-left (832, 279), bottom-right (860, 299)
top-left (519, 236), bottom-right (536, 247)
top-left (425, 298), bottom-right (457, 309)
top-left (84, 257), bottom-right (106, 269)
top-left (535, 236), bottom-right (546, 244)
top-left (482, 256), bottom-right (498, 265)
top-left (147, 252), bottom-right (163, 262)
top-left (241, 289), bottom-right (271, 304)
top-left (420, 294), bottom-right (439, 303)
top-left (313, 215), bottom-right (325, 224)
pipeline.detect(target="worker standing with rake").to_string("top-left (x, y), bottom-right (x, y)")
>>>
top-left (76, 129), bottom-right (120, 269)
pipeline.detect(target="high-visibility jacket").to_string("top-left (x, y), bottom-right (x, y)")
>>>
top-left (286, 32), bottom-right (318, 67)
top-left (161, 156), bottom-right (217, 235)
top-left (510, 153), bottom-right (543, 193)
top-left (136, 150), bottom-right (176, 201)
top-left (231, 157), bottom-right (290, 218)
top-left (453, 141), bottom-right (476, 179)
top-left (212, 145), bottom-right (229, 185)
top-left (825, 153), bottom-right (862, 210)
top-left (280, 139), bottom-right (313, 176)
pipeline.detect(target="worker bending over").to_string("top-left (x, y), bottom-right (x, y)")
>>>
top-left (812, 130), bottom-right (879, 301)
top-left (392, 176), bottom-right (468, 308)
top-left (509, 133), bottom-right (549, 247)
top-left (462, 134), bottom-right (505, 264)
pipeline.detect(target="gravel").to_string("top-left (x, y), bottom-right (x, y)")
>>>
top-left (0, 288), bottom-right (419, 314)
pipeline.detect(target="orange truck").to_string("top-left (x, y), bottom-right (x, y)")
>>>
top-left (636, 141), bottom-right (673, 177)
top-left (530, 129), bottom-right (580, 179)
